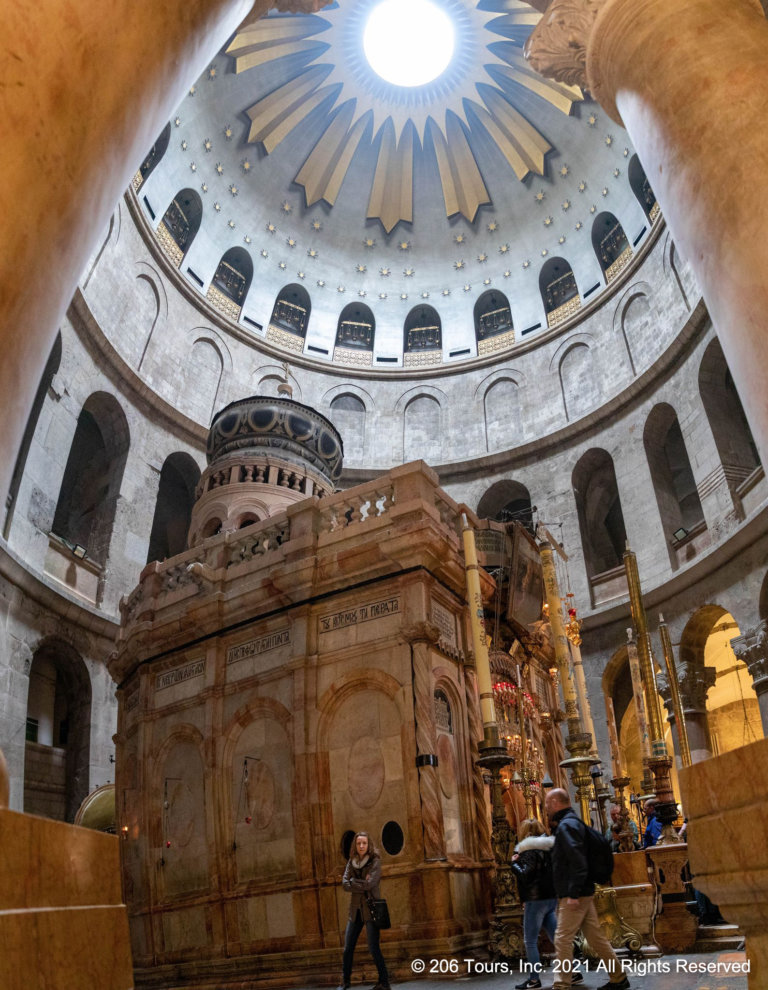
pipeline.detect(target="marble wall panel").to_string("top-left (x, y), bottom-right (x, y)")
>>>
top-left (327, 688), bottom-right (407, 843)
top-left (160, 738), bottom-right (209, 897)
top-left (231, 715), bottom-right (295, 882)
top-left (161, 904), bottom-right (207, 953)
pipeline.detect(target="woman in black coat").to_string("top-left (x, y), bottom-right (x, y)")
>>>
top-left (339, 831), bottom-right (390, 990)
top-left (511, 818), bottom-right (580, 990)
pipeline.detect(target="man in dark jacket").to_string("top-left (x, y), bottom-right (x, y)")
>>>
top-left (544, 788), bottom-right (630, 990)
top-left (642, 799), bottom-right (663, 848)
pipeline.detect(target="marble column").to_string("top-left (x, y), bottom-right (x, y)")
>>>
top-left (404, 621), bottom-right (447, 862)
top-left (524, 0), bottom-right (768, 468)
top-left (678, 665), bottom-right (716, 763)
top-left (0, 0), bottom-right (327, 499)
top-left (731, 621), bottom-right (768, 735)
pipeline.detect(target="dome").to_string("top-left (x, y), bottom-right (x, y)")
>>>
top-left (207, 394), bottom-right (344, 482)
top-left (134, 0), bottom-right (653, 371)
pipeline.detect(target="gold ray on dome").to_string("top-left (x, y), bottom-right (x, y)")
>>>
top-left (368, 121), bottom-right (414, 232)
top-left (245, 66), bottom-right (335, 149)
top-left (429, 116), bottom-right (490, 223)
top-left (295, 103), bottom-right (371, 207)
top-left (227, 0), bottom-right (582, 229)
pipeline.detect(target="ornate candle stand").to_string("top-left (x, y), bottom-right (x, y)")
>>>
top-left (538, 540), bottom-right (594, 822)
top-left (477, 746), bottom-right (524, 961)
top-left (647, 755), bottom-right (680, 846)
top-left (591, 766), bottom-right (612, 834)
top-left (462, 520), bottom-right (524, 961)
top-left (609, 776), bottom-right (635, 853)
top-left (560, 731), bottom-right (595, 825)
top-left (623, 548), bottom-right (680, 840)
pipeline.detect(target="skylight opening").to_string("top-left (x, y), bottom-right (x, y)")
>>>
top-left (363, 0), bottom-right (455, 88)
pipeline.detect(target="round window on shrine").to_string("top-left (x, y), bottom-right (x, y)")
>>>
top-left (341, 829), bottom-right (356, 860)
top-left (381, 820), bottom-right (404, 856)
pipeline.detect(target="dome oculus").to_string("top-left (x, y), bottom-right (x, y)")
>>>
top-left (363, 0), bottom-right (455, 88)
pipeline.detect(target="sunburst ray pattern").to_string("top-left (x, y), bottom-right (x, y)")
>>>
top-left (226, 0), bottom-right (582, 231)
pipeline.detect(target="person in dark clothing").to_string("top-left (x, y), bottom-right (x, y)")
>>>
top-left (544, 788), bottom-right (629, 990)
top-left (511, 818), bottom-right (574, 990)
top-left (642, 799), bottom-right (663, 848)
top-left (338, 831), bottom-right (390, 990)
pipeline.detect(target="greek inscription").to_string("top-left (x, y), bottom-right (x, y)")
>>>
top-left (320, 597), bottom-right (400, 632)
top-left (156, 659), bottom-right (205, 691)
top-left (227, 629), bottom-right (291, 665)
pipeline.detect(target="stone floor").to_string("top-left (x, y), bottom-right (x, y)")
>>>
top-left (334, 949), bottom-right (749, 990)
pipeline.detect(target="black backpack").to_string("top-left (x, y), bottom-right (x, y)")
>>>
top-left (582, 821), bottom-right (614, 885)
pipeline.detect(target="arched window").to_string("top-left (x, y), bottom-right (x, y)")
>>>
top-left (146, 453), bottom-right (201, 564)
top-left (25, 639), bottom-right (92, 822)
top-left (644, 403), bottom-right (706, 558)
top-left (268, 283), bottom-right (311, 353)
top-left (540, 257), bottom-right (580, 328)
top-left (334, 303), bottom-right (375, 367)
top-left (158, 188), bottom-right (203, 267)
top-left (133, 122), bottom-right (171, 191)
top-left (207, 247), bottom-right (253, 320)
top-left (477, 479), bottom-right (534, 532)
top-left (4, 332), bottom-right (62, 538)
top-left (403, 395), bottom-right (442, 463)
top-left (680, 607), bottom-right (764, 758)
top-left (51, 392), bottom-right (130, 569)
top-left (329, 394), bottom-right (365, 462)
top-left (559, 342), bottom-right (599, 421)
top-left (628, 154), bottom-right (659, 223)
top-left (592, 212), bottom-right (632, 282)
top-left (182, 340), bottom-right (223, 425)
top-left (484, 378), bottom-right (521, 452)
top-left (404, 305), bottom-right (442, 367)
top-left (474, 290), bottom-right (514, 354)
top-left (572, 449), bottom-right (628, 584)
top-left (698, 338), bottom-right (760, 490)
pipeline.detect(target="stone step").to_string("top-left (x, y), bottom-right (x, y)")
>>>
top-left (693, 923), bottom-right (744, 953)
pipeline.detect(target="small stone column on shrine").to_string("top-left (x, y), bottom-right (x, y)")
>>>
top-left (731, 621), bottom-right (768, 736)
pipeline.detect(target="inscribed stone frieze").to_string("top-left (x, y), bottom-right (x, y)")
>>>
top-left (153, 657), bottom-right (206, 707)
top-left (319, 596), bottom-right (400, 636)
top-left (225, 628), bottom-right (292, 682)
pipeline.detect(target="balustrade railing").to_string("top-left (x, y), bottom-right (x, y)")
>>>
top-left (318, 482), bottom-right (395, 534)
top-left (122, 466), bottom-right (472, 630)
top-left (225, 518), bottom-right (290, 568)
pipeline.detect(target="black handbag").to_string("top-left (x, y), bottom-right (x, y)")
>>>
top-left (366, 892), bottom-right (391, 930)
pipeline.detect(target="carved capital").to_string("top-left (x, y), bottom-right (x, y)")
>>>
top-left (403, 620), bottom-right (442, 646)
top-left (731, 621), bottom-right (768, 692)
top-left (239, 0), bottom-right (330, 32)
top-left (523, 0), bottom-right (607, 91)
top-left (678, 664), bottom-right (717, 711)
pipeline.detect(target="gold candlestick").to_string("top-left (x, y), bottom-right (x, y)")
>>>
top-left (623, 545), bottom-right (678, 843)
top-left (462, 514), bottom-right (503, 755)
top-left (626, 628), bottom-right (654, 794)
top-left (658, 615), bottom-right (692, 768)
top-left (539, 539), bottom-right (593, 823)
